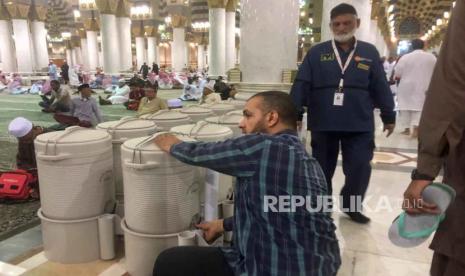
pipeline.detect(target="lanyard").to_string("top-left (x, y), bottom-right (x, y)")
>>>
top-left (331, 39), bottom-right (358, 91)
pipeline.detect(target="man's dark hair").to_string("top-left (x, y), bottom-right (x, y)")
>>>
top-left (50, 80), bottom-right (60, 86)
top-left (330, 3), bottom-right (357, 19)
top-left (411, 39), bottom-right (425, 50)
top-left (78, 83), bottom-right (90, 91)
top-left (143, 80), bottom-right (158, 91)
top-left (249, 91), bottom-right (298, 129)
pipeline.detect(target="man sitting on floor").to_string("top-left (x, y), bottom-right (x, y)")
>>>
top-left (8, 117), bottom-right (50, 170)
top-left (54, 84), bottom-right (103, 128)
top-left (153, 91), bottom-right (341, 276)
top-left (39, 80), bottom-right (71, 113)
top-left (199, 80), bottom-right (221, 104)
top-left (99, 79), bottom-right (131, 105)
top-left (137, 82), bottom-right (168, 116)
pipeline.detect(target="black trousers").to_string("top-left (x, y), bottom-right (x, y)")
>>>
top-left (153, 246), bottom-right (234, 276)
top-left (310, 131), bottom-right (374, 210)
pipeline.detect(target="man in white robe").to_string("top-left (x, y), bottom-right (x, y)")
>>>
top-left (395, 39), bottom-right (437, 138)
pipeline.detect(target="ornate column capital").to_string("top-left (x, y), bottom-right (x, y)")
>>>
top-left (225, 0), bottom-right (237, 12)
top-left (5, 3), bottom-right (30, 20)
top-left (71, 36), bottom-right (82, 48)
top-left (29, 5), bottom-right (47, 21)
top-left (171, 14), bottom-right (187, 28)
top-left (207, 0), bottom-right (227, 9)
top-left (131, 20), bottom-right (145, 37)
top-left (144, 25), bottom-right (158, 37)
top-left (83, 17), bottom-right (100, 31)
top-left (78, 28), bottom-right (87, 38)
top-left (0, 3), bottom-right (11, 20)
top-left (116, 0), bottom-right (131, 17)
top-left (95, 0), bottom-right (119, 14)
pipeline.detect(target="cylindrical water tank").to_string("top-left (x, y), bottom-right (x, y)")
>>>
top-left (121, 135), bottom-right (199, 234)
top-left (140, 110), bottom-right (191, 131)
top-left (35, 126), bottom-right (113, 220)
top-left (170, 122), bottom-right (234, 217)
top-left (200, 102), bottom-right (235, 116)
top-left (97, 118), bottom-right (157, 200)
top-left (179, 105), bottom-right (214, 122)
top-left (222, 98), bottom-right (245, 109)
top-left (205, 113), bottom-right (243, 138)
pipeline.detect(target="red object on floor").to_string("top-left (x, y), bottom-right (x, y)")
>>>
top-left (0, 170), bottom-right (38, 200)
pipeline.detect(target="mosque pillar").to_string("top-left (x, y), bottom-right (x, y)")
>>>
top-left (7, 2), bottom-right (34, 73)
top-left (171, 15), bottom-right (187, 72)
top-left (30, 4), bottom-right (49, 71)
top-left (71, 37), bottom-right (82, 66)
top-left (197, 44), bottom-right (205, 70)
top-left (207, 0), bottom-right (226, 78)
top-left (116, 0), bottom-right (132, 71)
top-left (0, 5), bottom-right (16, 73)
top-left (146, 26), bottom-right (158, 65)
top-left (65, 41), bottom-right (73, 65)
top-left (96, 0), bottom-right (120, 74)
top-left (239, 0), bottom-right (299, 84)
top-left (84, 16), bottom-right (100, 71)
top-left (78, 30), bottom-right (90, 70)
top-left (225, 0), bottom-right (236, 72)
top-left (132, 21), bottom-right (146, 69)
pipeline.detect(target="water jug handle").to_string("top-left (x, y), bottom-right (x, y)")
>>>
top-left (36, 153), bottom-right (70, 161)
top-left (124, 161), bottom-right (159, 170)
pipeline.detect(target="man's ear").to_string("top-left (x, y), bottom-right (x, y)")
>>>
top-left (356, 18), bottom-right (361, 28)
top-left (267, 110), bottom-right (279, 127)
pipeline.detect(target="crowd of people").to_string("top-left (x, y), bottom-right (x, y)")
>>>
top-left (3, 1), bottom-right (464, 275)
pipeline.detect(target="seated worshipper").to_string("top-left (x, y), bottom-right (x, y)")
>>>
top-left (137, 82), bottom-right (168, 116)
top-left (0, 71), bottom-right (8, 92)
top-left (53, 84), bottom-right (103, 128)
top-left (229, 84), bottom-right (238, 99)
top-left (214, 76), bottom-right (232, 100)
top-left (179, 77), bottom-right (201, 101)
top-left (124, 81), bottom-right (145, 111)
top-left (129, 73), bottom-right (145, 87)
top-left (153, 91), bottom-right (341, 276)
top-left (8, 117), bottom-right (50, 170)
top-left (8, 73), bottom-right (29, 95)
top-left (199, 80), bottom-right (221, 104)
top-left (99, 79), bottom-right (131, 105)
top-left (39, 80), bottom-right (71, 113)
top-left (29, 80), bottom-right (44, 95)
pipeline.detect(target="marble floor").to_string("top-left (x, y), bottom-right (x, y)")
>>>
top-left (0, 116), bottom-right (434, 276)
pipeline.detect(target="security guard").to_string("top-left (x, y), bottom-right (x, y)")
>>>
top-left (291, 3), bottom-right (396, 224)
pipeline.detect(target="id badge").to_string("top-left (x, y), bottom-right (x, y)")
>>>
top-left (333, 92), bottom-right (344, 106)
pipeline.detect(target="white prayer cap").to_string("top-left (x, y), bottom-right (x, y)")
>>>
top-left (8, 117), bottom-right (33, 138)
top-left (204, 80), bottom-right (215, 92)
top-left (118, 78), bottom-right (126, 83)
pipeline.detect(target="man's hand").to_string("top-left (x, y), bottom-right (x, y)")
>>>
top-left (196, 219), bottom-right (224, 243)
top-left (297, 121), bottom-right (302, 132)
top-left (153, 133), bottom-right (182, 153)
top-left (403, 180), bottom-right (440, 215)
top-left (383, 124), bottom-right (395, 137)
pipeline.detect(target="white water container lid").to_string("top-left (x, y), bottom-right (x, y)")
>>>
top-left (140, 110), bottom-right (190, 121)
top-left (234, 93), bottom-right (252, 101)
top-left (35, 126), bottom-right (112, 158)
top-left (121, 134), bottom-right (195, 168)
top-left (180, 105), bottom-right (213, 115)
top-left (97, 117), bottom-right (157, 141)
top-left (226, 110), bottom-right (243, 116)
top-left (205, 113), bottom-right (243, 125)
top-left (200, 103), bottom-right (235, 112)
top-left (170, 122), bottom-right (233, 142)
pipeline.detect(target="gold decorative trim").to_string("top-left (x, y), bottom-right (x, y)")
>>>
top-left (207, 0), bottom-right (227, 9)
top-left (6, 3), bottom-right (30, 19)
top-left (225, 0), bottom-right (237, 12)
top-left (95, 0), bottom-right (118, 14)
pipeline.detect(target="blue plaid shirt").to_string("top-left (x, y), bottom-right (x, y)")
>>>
top-left (171, 130), bottom-right (341, 276)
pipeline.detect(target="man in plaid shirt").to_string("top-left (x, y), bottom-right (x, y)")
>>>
top-left (153, 91), bottom-right (341, 276)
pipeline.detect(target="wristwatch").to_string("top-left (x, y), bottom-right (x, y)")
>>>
top-left (411, 169), bottom-right (435, 181)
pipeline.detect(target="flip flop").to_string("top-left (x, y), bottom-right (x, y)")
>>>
top-left (388, 183), bottom-right (456, 248)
